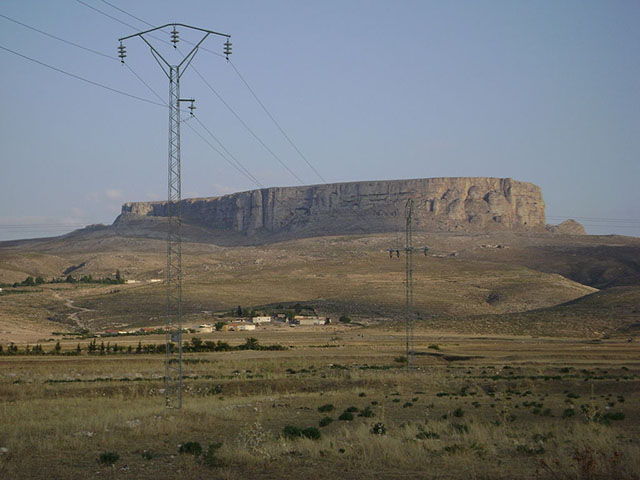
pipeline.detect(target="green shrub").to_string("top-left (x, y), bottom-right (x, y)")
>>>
top-left (283, 425), bottom-right (321, 440)
top-left (98, 451), bottom-right (120, 465)
top-left (202, 442), bottom-right (223, 467)
top-left (179, 441), bottom-right (202, 456)
top-left (283, 425), bottom-right (303, 439)
top-left (317, 403), bottom-right (334, 413)
top-left (453, 407), bottom-right (464, 417)
top-left (358, 406), bottom-right (375, 418)
top-left (345, 406), bottom-right (358, 413)
top-left (339, 412), bottom-right (354, 421)
top-left (301, 427), bottom-right (321, 440)
top-left (319, 416), bottom-right (333, 427)
top-left (141, 450), bottom-right (155, 460)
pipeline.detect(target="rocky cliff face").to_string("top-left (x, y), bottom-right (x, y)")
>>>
top-left (115, 177), bottom-right (547, 240)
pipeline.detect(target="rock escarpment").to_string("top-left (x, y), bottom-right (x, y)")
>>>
top-left (115, 177), bottom-right (548, 241)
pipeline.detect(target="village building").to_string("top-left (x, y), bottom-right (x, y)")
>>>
top-left (293, 316), bottom-right (329, 326)
top-left (222, 322), bottom-right (256, 332)
top-left (251, 316), bottom-right (272, 324)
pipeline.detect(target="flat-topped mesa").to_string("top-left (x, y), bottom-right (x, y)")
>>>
top-left (116, 177), bottom-right (547, 239)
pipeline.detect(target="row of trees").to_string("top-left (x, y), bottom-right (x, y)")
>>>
top-left (2, 271), bottom-right (125, 289)
top-left (231, 303), bottom-right (316, 320)
top-left (0, 337), bottom-right (286, 356)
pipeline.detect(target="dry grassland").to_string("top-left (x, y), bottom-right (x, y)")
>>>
top-left (1, 326), bottom-right (639, 479)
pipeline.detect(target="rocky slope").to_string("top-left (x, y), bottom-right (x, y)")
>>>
top-left (115, 177), bottom-right (550, 241)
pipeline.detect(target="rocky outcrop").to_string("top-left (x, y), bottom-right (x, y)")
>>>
top-left (546, 219), bottom-right (586, 235)
top-left (115, 177), bottom-right (551, 241)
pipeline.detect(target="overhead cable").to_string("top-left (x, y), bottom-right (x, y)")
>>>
top-left (0, 44), bottom-right (165, 107)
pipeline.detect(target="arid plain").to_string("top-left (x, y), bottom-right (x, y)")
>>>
top-left (1, 229), bottom-right (640, 479)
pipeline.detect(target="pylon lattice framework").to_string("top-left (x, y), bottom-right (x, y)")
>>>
top-left (118, 23), bottom-right (231, 408)
top-left (405, 198), bottom-right (414, 369)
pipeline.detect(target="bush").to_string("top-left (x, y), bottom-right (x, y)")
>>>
top-left (98, 451), bottom-right (120, 465)
top-left (283, 425), bottom-right (303, 439)
top-left (358, 406), bottom-right (375, 418)
top-left (202, 442), bottom-right (223, 467)
top-left (371, 422), bottom-right (386, 435)
top-left (339, 412), bottom-right (354, 421)
top-left (345, 406), bottom-right (358, 413)
top-left (453, 407), bottom-right (464, 417)
top-left (319, 416), bottom-right (333, 427)
top-left (317, 403), bottom-right (334, 413)
top-left (339, 315), bottom-right (351, 324)
top-left (283, 425), bottom-right (321, 440)
top-left (301, 427), bottom-right (321, 440)
top-left (179, 441), bottom-right (202, 456)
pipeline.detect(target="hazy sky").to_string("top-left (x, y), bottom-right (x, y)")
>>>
top-left (1, 0), bottom-right (638, 240)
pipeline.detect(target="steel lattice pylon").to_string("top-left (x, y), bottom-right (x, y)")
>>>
top-left (405, 198), bottom-right (414, 369)
top-left (165, 65), bottom-right (183, 408)
top-left (118, 23), bottom-right (231, 409)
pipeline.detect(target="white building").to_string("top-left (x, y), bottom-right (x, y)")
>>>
top-left (225, 322), bottom-right (256, 331)
top-left (251, 316), bottom-right (272, 324)
top-left (294, 316), bottom-right (328, 326)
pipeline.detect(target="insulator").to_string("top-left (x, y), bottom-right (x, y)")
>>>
top-left (224, 39), bottom-right (232, 59)
top-left (188, 102), bottom-right (196, 115)
top-left (171, 27), bottom-right (179, 48)
top-left (118, 42), bottom-right (126, 64)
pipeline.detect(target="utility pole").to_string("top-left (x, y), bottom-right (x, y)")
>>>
top-left (387, 199), bottom-right (430, 369)
top-left (404, 199), bottom-right (414, 370)
top-left (118, 24), bottom-right (231, 409)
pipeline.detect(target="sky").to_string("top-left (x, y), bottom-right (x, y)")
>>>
top-left (0, 0), bottom-right (639, 240)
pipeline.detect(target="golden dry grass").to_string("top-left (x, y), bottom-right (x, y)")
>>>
top-left (1, 326), bottom-right (639, 479)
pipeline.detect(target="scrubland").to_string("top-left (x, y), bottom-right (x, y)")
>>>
top-left (1, 327), bottom-right (639, 479)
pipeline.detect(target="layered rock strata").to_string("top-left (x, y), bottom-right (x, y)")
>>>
top-left (116, 177), bottom-right (547, 239)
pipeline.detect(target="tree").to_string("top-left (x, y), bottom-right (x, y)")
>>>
top-left (35, 276), bottom-right (45, 285)
top-left (54, 341), bottom-right (61, 354)
top-left (23, 276), bottom-right (36, 287)
top-left (214, 321), bottom-right (226, 331)
top-left (339, 315), bottom-right (351, 324)
top-left (236, 305), bottom-right (243, 317)
top-left (76, 344), bottom-right (82, 354)
top-left (243, 337), bottom-right (260, 350)
top-left (191, 337), bottom-right (203, 351)
top-left (115, 270), bottom-right (124, 284)
top-left (136, 341), bottom-right (142, 354)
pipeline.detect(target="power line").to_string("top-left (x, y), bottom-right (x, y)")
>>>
top-left (229, 60), bottom-right (328, 184)
top-left (99, 0), bottom-right (153, 28)
top-left (0, 44), bottom-right (165, 107)
top-left (191, 116), bottom-right (264, 188)
top-left (548, 215), bottom-right (640, 224)
top-left (0, 13), bottom-right (116, 61)
top-left (77, 0), bottom-right (307, 185)
top-left (190, 63), bottom-right (307, 185)
top-left (185, 118), bottom-right (265, 189)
